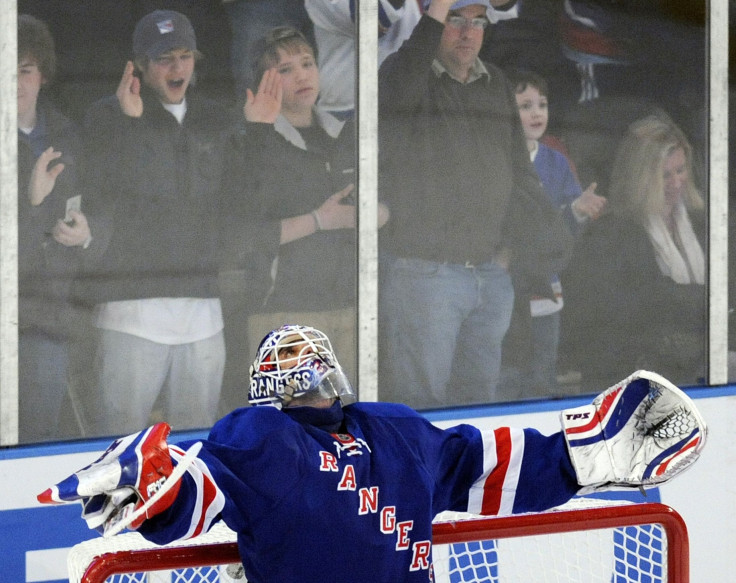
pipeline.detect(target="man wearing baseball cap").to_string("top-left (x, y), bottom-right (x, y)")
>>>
top-left (74, 10), bottom-right (234, 437)
top-left (378, 0), bottom-right (572, 408)
top-left (125, 9), bottom-right (201, 110)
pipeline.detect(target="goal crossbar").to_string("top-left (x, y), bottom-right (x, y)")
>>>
top-left (432, 502), bottom-right (689, 582)
top-left (73, 501), bottom-right (689, 583)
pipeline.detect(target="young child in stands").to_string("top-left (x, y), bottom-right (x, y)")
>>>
top-left (507, 69), bottom-right (607, 396)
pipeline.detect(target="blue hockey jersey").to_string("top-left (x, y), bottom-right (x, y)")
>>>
top-left (139, 401), bottom-right (580, 582)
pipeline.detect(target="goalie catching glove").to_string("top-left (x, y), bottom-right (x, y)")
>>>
top-left (37, 422), bottom-right (190, 536)
top-left (562, 370), bottom-right (707, 493)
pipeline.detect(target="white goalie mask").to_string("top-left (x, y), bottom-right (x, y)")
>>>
top-left (248, 325), bottom-right (357, 409)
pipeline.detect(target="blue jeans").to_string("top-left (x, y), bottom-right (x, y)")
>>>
top-left (530, 312), bottom-right (561, 393)
top-left (19, 331), bottom-right (68, 442)
top-left (224, 0), bottom-right (314, 103)
top-left (501, 311), bottom-right (561, 400)
top-left (379, 257), bottom-right (514, 409)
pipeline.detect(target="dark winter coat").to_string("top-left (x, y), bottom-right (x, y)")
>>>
top-left (561, 212), bottom-right (706, 386)
top-left (74, 86), bottom-right (234, 305)
top-left (18, 97), bottom-right (82, 338)
top-left (378, 14), bottom-right (572, 297)
top-left (222, 112), bottom-right (356, 312)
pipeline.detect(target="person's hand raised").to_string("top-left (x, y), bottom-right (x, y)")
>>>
top-left (244, 68), bottom-right (283, 124)
top-left (116, 61), bottom-right (143, 118)
top-left (28, 146), bottom-right (65, 206)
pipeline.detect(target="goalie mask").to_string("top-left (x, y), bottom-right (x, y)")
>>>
top-left (248, 325), bottom-right (356, 409)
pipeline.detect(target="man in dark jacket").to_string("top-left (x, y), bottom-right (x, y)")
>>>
top-left (75, 10), bottom-right (234, 437)
top-left (378, 0), bottom-right (572, 408)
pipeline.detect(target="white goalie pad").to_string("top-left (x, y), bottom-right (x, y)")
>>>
top-left (561, 370), bottom-right (707, 493)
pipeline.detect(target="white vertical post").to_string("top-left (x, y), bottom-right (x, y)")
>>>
top-left (708, 0), bottom-right (729, 385)
top-left (0, 2), bottom-right (18, 445)
top-left (357, 0), bottom-right (379, 402)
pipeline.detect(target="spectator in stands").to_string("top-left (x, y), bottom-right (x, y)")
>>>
top-left (562, 113), bottom-right (706, 387)
top-left (513, 70), bottom-right (604, 234)
top-left (378, 0), bottom-right (572, 409)
top-left (16, 14), bottom-right (90, 442)
top-left (222, 26), bottom-right (389, 383)
top-left (133, 1), bottom-right (235, 106)
top-left (500, 69), bottom-right (606, 399)
top-left (17, 0), bottom-right (133, 124)
top-left (304, 0), bottom-right (422, 118)
top-left (74, 10), bottom-right (234, 436)
top-left (222, 0), bottom-right (315, 106)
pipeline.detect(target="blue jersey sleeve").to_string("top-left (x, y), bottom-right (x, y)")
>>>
top-left (347, 403), bottom-right (580, 517)
top-left (139, 407), bottom-right (308, 545)
top-left (425, 422), bottom-right (580, 516)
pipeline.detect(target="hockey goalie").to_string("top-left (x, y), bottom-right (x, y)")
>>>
top-left (38, 324), bottom-right (707, 583)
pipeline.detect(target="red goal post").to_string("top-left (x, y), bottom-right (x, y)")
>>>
top-left (68, 500), bottom-right (689, 583)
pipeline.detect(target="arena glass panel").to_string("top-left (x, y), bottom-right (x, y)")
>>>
top-left (4, 0), bottom-right (358, 443)
top-left (374, 0), bottom-right (718, 411)
top-left (0, 1), bottom-right (728, 445)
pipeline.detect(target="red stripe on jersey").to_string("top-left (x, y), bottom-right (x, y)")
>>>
top-left (191, 471), bottom-right (219, 538)
top-left (480, 427), bottom-right (512, 515)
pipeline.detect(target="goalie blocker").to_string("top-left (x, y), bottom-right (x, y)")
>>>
top-left (38, 369), bottom-right (706, 538)
top-left (37, 423), bottom-right (199, 536)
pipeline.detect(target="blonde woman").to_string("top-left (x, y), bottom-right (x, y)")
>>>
top-left (562, 113), bottom-right (705, 387)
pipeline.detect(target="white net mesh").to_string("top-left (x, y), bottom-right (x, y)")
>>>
top-left (68, 499), bottom-right (684, 583)
top-left (430, 499), bottom-right (670, 583)
top-left (67, 521), bottom-right (241, 583)
top-left (431, 524), bottom-right (666, 582)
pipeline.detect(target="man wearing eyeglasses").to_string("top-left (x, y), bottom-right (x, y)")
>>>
top-left (436, 5), bottom-right (491, 82)
top-left (378, 0), bottom-right (572, 409)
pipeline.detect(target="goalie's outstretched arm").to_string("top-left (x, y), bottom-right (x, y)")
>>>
top-left (36, 369), bottom-right (707, 546)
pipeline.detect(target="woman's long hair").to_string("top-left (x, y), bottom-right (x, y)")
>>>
top-left (607, 113), bottom-right (704, 221)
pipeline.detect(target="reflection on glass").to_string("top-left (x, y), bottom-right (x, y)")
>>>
top-left (15, 0), bottom-right (364, 441)
top-left (503, 69), bottom-right (606, 400)
top-left (74, 9), bottom-right (229, 438)
top-left (17, 14), bottom-right (84, 443)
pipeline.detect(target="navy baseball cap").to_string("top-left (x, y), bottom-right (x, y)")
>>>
top-left (423, 0), bottom-right (493, 9)
top-left (450, 0), bottom-right (493, 8)
top-left (133, 10), bottom-right (197, 59)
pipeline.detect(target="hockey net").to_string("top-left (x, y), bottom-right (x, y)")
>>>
top-left (67, 498), bottom-right (689, 583)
